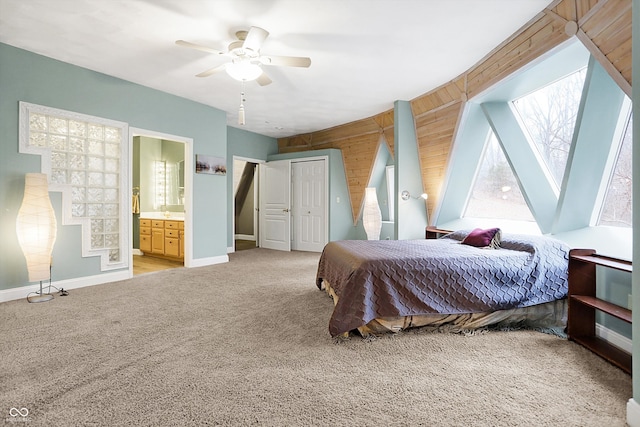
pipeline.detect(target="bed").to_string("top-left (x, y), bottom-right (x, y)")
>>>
top-left (315, 230), bottom-right (570, 337)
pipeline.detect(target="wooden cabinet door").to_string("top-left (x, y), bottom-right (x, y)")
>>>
top-left (140, 234), bottom-right (152, 253)
top-left (165, 238), bottom-right (180, 257)
top-left (151, 228), bottom-right (165, 253)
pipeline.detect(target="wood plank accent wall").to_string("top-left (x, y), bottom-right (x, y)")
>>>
top-left (340, 133), bottom-right (384, 222)
top-left (414, 101), bottom-right (464, 216)
top-left (278, 111), bottom-right (394, 224)
top-left (277, 0), bottom-right (631, 226)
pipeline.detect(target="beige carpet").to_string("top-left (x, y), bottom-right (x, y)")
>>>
top-left (0, 248), bottom-right (631, 426)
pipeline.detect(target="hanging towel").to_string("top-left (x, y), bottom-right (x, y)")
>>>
top-left (132, 194), bottom-right (140, 214)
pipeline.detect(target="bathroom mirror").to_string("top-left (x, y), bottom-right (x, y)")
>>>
top-left (136, 137), bottom-right (185, 213)
top-left (155, 160), bottom-right (184, 209)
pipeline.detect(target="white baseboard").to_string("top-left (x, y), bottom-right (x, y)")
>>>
top-left (596, 323), bottom-right (632, 354)
top-left (628, 399), bottom-right (640, 427)
top-left (235, 234), bottom-right (256, 241)
top-left (227, 246), bottom-right (235, 254)
top-left (187, 255), bottom-right (229, 268)
top-left (0, 270), bottom-right (131, 304)
top-left (132, 249), bottom-right (143, 256)
top-left (2, 254), bottom-right (230, 303)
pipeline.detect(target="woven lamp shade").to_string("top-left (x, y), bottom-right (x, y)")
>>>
top-left (362, 187), bottom-right (382, 240)
top-left (16, 173), bottom-right (57, 282)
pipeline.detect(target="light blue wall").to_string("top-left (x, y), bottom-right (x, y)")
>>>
top-left (596, 267), bottom-right (632, 337)
top-left (435, 103), bottom-right (490, 224)
top-left (394, 100), bottom-right (428, 240)
top-left (226, 126), bottom-right (278, 248)
top-left (0, 43), bottom-right (228, 290)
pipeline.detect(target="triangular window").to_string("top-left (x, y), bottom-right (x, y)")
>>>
top-left (599, 112), bottom-right (632, 227)
top-left (464, 132), bottom-right (535, 221)
top-left (513, 68), bottom-right (587, 188)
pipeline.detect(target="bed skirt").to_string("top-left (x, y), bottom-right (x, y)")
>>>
top-left (322, 281), bottom-right (567, 338)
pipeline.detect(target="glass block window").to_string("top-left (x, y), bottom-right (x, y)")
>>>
top-left (19, 102), bottom-right (128, 271)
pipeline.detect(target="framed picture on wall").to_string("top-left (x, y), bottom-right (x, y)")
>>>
top-left (195, 154), bottom-right (226, 175)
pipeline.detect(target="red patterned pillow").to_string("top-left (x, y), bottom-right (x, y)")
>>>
top-left (462, 228), bottom-right (501, 248)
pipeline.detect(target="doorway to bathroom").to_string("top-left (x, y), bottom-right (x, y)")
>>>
top-left (130, 128), bottom-right (192, 276)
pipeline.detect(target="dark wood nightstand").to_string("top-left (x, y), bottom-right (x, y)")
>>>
top-left (425, 226), bottom-right (452, 239)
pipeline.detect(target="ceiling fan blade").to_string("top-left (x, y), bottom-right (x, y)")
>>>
top-left (196, 63), bottom-right (228, 78)
top-left (260, 55), bottom-right (311, 68)
top-left (175, 40), bottom-right (224, 55)
top-left (242, 26), bottom-right (269, 52)
top-left (256, 72), bottom-right (272, 86)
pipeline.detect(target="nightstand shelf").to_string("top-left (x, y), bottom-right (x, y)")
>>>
top-left (567, 248), bottom-right (632, 375)
top-left (425, 226), bottom-right (452, 239)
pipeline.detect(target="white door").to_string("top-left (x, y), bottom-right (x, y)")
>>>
top-left (292, 160), bottom-right (327, 252)
top-left (259, 160), bottom-right (291, 251)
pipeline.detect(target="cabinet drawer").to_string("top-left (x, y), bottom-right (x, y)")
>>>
top-left (152, 220), bottom-right (164, 228)
top-left (166, 229), bottom-right (179, 238)
top-left (140, 227), bottom-right (151, 236)
top-left (140, 219), bottom-right (151, 227)
top-left (165, 238), bottom-right (180, 257)
top-left (165, 220), bottom-right (181, 230)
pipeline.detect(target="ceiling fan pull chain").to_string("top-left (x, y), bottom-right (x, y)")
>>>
top-left (238, 80), bottom-right (246, 125)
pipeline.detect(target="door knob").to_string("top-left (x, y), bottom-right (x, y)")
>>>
top-left (283, 208), bottom-right (290, 212)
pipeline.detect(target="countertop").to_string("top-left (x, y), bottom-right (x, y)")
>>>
top-left (140, 212), bottom-right (185, 221)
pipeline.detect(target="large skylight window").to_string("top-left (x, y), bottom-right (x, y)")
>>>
top-left (513, 68), bottom-right (587, 188)
top-left (599, 113), bottom-right (632, 227)
top-left (464, 132), bottom-right (535, 221)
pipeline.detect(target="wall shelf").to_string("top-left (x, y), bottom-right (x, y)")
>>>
top-left (567, 248), bottom-right (632, 375)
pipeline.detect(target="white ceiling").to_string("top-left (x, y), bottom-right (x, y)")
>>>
top-left (0, 0), bottom-right (551, 138)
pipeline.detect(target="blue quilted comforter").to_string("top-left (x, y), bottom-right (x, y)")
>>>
top-left (316, 231), bottom-right (570, 337)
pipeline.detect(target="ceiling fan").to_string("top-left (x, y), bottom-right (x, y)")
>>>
top-left (176, 26), bottom-right (311, 86)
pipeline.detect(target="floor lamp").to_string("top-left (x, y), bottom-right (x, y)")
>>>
top-left (16, 173), bottom-right (57, 303)
top-left (363, 187), bottom-right (382, 240)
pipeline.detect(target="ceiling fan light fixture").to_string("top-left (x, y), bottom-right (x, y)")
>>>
top-left (226, 60), bottom-right (263, 82)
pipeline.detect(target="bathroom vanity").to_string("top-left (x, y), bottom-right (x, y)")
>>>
top-left (139, 214), bottom-right (184, 261)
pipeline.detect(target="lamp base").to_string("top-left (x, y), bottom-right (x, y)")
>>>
top-left (27, 293), bottom-right (54, 303)
top-left (27, 280), bottom-right (54, 303)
